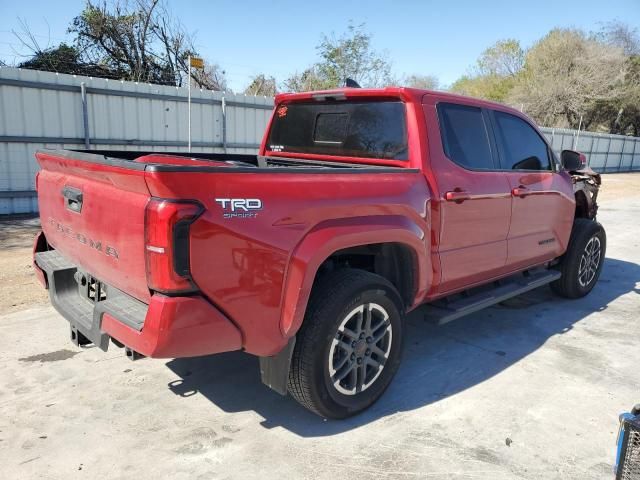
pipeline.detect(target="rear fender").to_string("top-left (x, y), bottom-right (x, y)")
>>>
top-left (280, 215), bottom-right (430, 338)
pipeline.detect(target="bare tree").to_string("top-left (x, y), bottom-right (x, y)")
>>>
top-left (404, 74), bottom-right (439, 90)
top-left (449, 24), bottom-right (639, 135)
top-left (151, 4), bottom-right (227, 90)
top-left (476, 39), bottom-right (525, 77)
top-left (508, 29), bottom-right (626, 129)
top-left (59, 0), bottom-right (227, 89)
top-left (244, 74), bottom-right (277, 96)
top-left (595, 20), bottom-right (640, 56)
top-left (11, 18), bottom-right (48, 58)
top-left (70, 0), bottom-right (163, 82)
top-left (12, 17), bottom-right (125, 77)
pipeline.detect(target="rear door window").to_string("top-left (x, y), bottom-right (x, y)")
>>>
top-left (493, 111), bottom-right (551, 171)
top-left (437, 103), bottom-right (495, 170)
top-left (267, 101), bottom-right (408, 160)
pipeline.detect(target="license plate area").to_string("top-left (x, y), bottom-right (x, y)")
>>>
top-left (75, 270), bottom-right (107, 304)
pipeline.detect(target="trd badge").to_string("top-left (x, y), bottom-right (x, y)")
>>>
top-left (214, 198), bottom-right (262, 218)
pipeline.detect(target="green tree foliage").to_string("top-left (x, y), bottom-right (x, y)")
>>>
top-left (452, 25), bottom-right (640, 135)
top-left (450, 74), bottom-right (517, 102)
top-left (477, 39), bottom-right (525, 76)
top-left (284, 23), bottom-right (394, 92)
top-left (17, 43), bottom-right (123, 77)
top-left (283, 67), bottom-right (330, 92)
top-left (450, 39), bottom-right (523, 102)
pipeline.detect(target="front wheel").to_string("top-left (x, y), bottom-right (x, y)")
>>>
top-left (551, 219), bottom-right (606, 298)
top-left (288, 269), bottom-right (404, 419)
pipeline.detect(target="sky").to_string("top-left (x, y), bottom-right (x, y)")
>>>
top-left (1, 0), bottom-right (639, 92)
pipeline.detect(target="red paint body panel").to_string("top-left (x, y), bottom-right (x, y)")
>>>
top-left (34, 87), bottom-right (577, 360)
top-left (421, 98), bottom-right (512, 294)
top-left (35, 151), bottom-right (151, 303)
top-left (146, 168), bottom-right (430, 356)
top-left (101, 294), bottom-right (242, 358)
top-left (503, 171), bottom-right (575, 270)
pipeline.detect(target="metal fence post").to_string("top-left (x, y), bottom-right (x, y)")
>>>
top-left (619, 137), bottom-right (626, 172)
top-left (221, 96), bottom-right (227, 152)
top-left (631, 138), bottom-right (638, 171)
top-left (80, 82), bottom-right (90, 149)
top-left (603, 137), bottom-right (612, 172)
top-left (585, 134), bottom-right (594, 168)
top-left (573, 115), bottom-right (583, 150)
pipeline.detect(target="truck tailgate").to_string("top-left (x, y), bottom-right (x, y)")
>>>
top-left (36, 151), bottom-right (151, 303)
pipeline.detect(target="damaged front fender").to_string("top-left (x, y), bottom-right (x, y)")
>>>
top-left (571, 167), bottom-right (601, 220)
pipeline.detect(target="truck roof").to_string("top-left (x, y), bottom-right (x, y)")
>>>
top-left (275, 87), bottom-right (526, 118)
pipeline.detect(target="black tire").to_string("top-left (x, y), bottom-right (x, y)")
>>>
top-left (288, 269), bottom-right (405, 419)
top-left (551, 218), bottom-right (606, 299)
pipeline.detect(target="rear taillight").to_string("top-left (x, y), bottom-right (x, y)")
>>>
top-left (144, 199), bottom-right (203, 294)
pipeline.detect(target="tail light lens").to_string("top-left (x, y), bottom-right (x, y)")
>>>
top-left (144, 199), bottom-right (203, 294)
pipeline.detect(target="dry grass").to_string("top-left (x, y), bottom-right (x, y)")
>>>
top-left (0, 216), bottom-right (49, 314)
top-left (598, 172), bottom-right (640, 202)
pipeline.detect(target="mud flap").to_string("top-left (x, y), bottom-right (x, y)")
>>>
top-left (259, 337), bottom-right (296, 396)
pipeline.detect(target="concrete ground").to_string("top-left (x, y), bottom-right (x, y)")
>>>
top-left (1, 174), bottom-right (639, 479)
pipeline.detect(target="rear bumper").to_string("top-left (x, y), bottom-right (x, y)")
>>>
top-left (34, 248), bottom-right (243, 358)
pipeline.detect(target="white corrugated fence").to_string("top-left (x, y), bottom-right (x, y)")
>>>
top-left (540, 127), bottom-right (640, 173)
top-left (1, 66), bottom-right (639, 214)
top-left (0, 67), bottom-right (274, 214)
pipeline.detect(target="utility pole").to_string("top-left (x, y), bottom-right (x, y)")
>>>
top-left (573, 115), bottom-right (583, 150)
top-left (188, 55), bottom-right (192, 153)
top-left (187, 55), bottom-right (204, 153)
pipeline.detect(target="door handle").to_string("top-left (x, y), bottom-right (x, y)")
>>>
top-left (511, 185), bottom-right (529, 198)
top-left (62, 186), bottom-right (83, 213)
top-left (444, 190), bottom-right (471, 203)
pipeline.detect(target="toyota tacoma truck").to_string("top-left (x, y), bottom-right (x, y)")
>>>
top-left (33, 87), bottom-right (604, 419)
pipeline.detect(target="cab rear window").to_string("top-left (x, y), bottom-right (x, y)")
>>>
top-left (267, 100), bottom-right (408, 160)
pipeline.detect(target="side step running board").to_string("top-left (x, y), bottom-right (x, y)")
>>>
top-left (424, 269), bottom-right (561, 325)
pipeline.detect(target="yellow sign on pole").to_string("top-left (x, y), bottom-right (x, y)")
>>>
top-left (190, 57), bottom-right (204, 69)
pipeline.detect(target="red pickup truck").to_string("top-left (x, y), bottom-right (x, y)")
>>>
top-left (33, 87), bottom-right (604, 418)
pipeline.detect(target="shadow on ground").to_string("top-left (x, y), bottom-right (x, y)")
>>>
top-left (166, 257), bottom-right (640, 436)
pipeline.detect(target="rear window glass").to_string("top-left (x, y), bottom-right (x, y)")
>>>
top-left (267, 101), bottom-right (408, 160)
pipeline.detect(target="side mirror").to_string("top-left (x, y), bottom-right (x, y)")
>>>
top-left (561, 150), bottom-right (586, 171)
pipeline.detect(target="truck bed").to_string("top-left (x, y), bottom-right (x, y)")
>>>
top-left (34, 148), bottom-right (428, 357)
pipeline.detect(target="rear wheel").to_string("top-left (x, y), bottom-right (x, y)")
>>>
top-left (288, 269), bottom-right (404, 419)
top-left (551, 219), bottom-right (606, 298)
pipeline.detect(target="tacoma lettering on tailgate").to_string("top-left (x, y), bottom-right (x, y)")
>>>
top-left (48, 218), bottom-right (119, 259)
